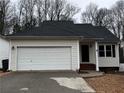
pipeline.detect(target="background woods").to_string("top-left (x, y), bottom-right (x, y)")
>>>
top-left (82, 0), bottom-right (124, 39)
top-left (0, 0), bottom-right (80, 33)
top-left (0, 0), bottom-right (124, 39)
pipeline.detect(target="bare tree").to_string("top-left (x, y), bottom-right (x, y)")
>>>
top-left (60, 3), bottom-right (80, 20)
top-left (36, 0), bottom-right (65, 21)
top-left (49, 0), bottom-right (80, 21)
top-left (81, 3), bottom-right (98, 25)
top-left (0, 0), bottom-right (13, 33)
top-left (54, 0), bottom-right (65, 20)
top-left (35, 0), bottom-right (44, 25)
top-left (18, 0), bottom-right (37, 28)
top-left (109, 0), bottom-right (124, 39)
top-left (36, 0), bottom-right (51, 24)
top-left (82, 3), bottom-right (111, 27)
top-left (17, 0), bottom-right (23, 25)
top-left (81, 1), bottom-right (124, 39)
top-left (48, 0), bottom-right (56, 21)
top-left (95, 8), bottom-right (110, 26)
top-left (11, 4), bottom-right (22, 32)
top-left (35, 0), bottom-right (80, 24)
top-left (44, 0), bottom-right (50, 20)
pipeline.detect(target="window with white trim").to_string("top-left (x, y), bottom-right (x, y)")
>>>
top-left (99, 45), bottom-right (116, 57)
top-left (99, 45), bottom-right (105, 57)
top-left (106, 45), bottom-right (112, 57)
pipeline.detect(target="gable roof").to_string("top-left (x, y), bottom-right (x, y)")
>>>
top-left (6, 21), bottom-right (119, 42)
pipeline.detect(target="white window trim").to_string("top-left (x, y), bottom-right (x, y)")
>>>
top-left (99, 44), bottom-right (115, 58)
top-left (99, 45), bottom-right (105, 57)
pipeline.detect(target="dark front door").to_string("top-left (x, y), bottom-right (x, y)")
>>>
top-left (81, 45), bottom-right (89, 62)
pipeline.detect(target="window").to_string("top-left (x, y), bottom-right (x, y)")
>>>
top-left (99, 45), bottom-right (116, 57)
top-left (99, 45), bottom-right (105, 57)
top-left (112, 45), bottom-right (116, 57)
top-left (106, 45), bottom-right (112, 57)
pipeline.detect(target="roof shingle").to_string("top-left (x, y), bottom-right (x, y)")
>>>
top-left (7, 21), bottom-right (119, 42)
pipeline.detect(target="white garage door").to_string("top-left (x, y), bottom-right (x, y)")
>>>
top-left (17, 47), bottom-right (71, 70)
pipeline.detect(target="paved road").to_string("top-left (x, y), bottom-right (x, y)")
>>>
top-left (0, 71), bottom-right (95, 93)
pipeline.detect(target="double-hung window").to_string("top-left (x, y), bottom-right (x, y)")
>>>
top-left (99, 45), bottom-right (105, 57)
top-left (99, 45), bottom-right (116, 57)
top-left (106, 45), bottom-right (112, 57)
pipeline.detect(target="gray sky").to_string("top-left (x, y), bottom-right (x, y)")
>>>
top-left (11, 0), bottom-right (119, 23)
top-left (67, 0), bottom-right (119, 22)
top-left (68, 0), bottom-right (118, 9)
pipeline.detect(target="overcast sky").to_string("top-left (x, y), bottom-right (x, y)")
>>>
top-left (67, 0), bottom-right (119, 22)
top-left (11, 0), bottom-right (119, 23)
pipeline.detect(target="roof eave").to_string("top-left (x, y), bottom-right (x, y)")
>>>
top-left (5, 36), bottom-right (104, 40)
top-left (0, 34), bottom-right (7, 39)
top-left (4, 36), bottom-right (119, 43)
top-left (5, 36), bottom-right (83, 40)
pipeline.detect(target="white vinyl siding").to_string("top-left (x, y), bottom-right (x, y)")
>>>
top-left (0, 37), bottom-right (9, 68)
top-left (119, 64), bottom-right (124, 71)
top-left (10, 40), bottom-right (79, 71)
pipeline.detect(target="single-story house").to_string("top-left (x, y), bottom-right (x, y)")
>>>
top-left (4, 21), bottom-right (120, 71)
top-left (0, 34), bottom-right (9, 68)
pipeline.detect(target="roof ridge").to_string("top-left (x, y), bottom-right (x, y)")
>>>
top-left (43, 21), bottom-right (74, 24)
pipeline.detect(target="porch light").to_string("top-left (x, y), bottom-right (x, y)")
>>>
top-left (12, 46), bottom-right (15, 50)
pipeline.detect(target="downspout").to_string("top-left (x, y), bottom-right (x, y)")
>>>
top-left (95, 41), bottom-right (99, 71)
top-left (8, 40), bottom-right (11, 71)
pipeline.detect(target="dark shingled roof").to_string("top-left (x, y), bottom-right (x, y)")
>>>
top-left (7, 21), bottom-right (119, 42)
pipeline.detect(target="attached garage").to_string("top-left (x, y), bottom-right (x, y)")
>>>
top-left (17, 47), bottom-right (72, 71)
top-left (9, 40), bottom-right (79, 71)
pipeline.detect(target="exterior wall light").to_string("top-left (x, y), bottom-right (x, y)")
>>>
top-left (12, 46), bottom-right (15, 50)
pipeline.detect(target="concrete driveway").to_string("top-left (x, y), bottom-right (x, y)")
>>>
top-left (0, 71), bottom-right (95, 93)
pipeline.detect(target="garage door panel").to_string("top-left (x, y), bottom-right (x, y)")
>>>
top-left (18, 63), bottom-right (71, 70)
top-left (17, 47), bottom-right (71, 70)
top-left (18, 62), bottom-right (71, 65)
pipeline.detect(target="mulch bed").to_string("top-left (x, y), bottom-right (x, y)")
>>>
top-left (0, 71), bottom-right (10, 77)
top-left (84, 72), bottom-right (124, 93)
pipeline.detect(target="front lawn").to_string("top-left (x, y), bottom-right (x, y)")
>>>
top-left (84, 72), bottom-right (124, 93)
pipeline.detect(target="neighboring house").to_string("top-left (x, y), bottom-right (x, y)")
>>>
top-left (4, 21), bottom-right (120, 71)
top-left (0, 35), bottom-right (9, 69)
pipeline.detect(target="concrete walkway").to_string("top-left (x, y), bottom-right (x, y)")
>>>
top-left (79, 70), bottom-right (104, 78)
top-left (0, 71), bottom-right (95, 93)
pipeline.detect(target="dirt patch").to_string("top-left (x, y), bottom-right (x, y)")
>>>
top-left (0, 71), bottom-right (10, 77)
top-left (85, 73), bottom-right (124, 93)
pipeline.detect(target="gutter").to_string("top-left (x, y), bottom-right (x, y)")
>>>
top-left (3, 35), bottom-right (119, 43)
top-left (5, 36), bottom-right (83, 40)
top-left (5, 35), bottom-right (104, 40)
top-left (0, 34), bottom-right (6, 39)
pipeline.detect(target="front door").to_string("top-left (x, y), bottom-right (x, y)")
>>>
top-left (81, 45), bottom-right (89, 62)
